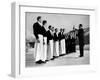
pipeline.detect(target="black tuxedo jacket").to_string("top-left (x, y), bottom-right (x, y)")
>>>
top-left (78, 28), bottom-right (84, 46)
top-left (46, 30), bottom-right (53, 44)
top-left (33, 22), bottom-right (42, 39)
top-left (41, 26), bottom-right (47, 37)
top-left (54, 33), bottom-right (59, 41)
top-left (58, 32), bottom-right (64, 41)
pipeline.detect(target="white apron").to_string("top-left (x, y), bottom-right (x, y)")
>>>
top-left (35, 34), bottom-right (43, 62)
top-left (42, 37), bottom-right (47, 61)
top-left (47, 44), bottom-right (50, 60)
top-left (50, 40), bottom-right (53, 59)
top-left (47, 40), bottom-right (53, 60)
top-left (61, 39), bottom-right (66, 54)
top-left (54, 41), bottom-right (59, 56)
top-left (59, 41), bottom-right (62, 55)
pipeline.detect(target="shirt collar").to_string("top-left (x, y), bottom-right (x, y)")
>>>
top-left (37, 21), bottom-right (42, 26)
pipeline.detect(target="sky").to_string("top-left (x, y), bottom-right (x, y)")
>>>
top-left (25, 12), bottom-right (89, 38)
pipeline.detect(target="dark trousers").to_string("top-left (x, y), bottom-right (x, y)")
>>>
top-left (73, 43), bottom-right (76, 52)
top-left (79, 45), bottom-right (84, 56)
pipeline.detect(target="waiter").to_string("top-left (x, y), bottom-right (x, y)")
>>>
top-left (58, 28), bottom-right (63, 56)
top-left (72, 27), bottom-right (76, 52)
top-left (65, 34), bottom-right (69, 54)
top-left (46, 25), bottom-right (54, 60)
top-left (61, 28), bottom-right (66, 55)
top-left (78, 24), bottom-right (84, 57)
top-left (70, 32), bottom-right (73, 53)
top-left (54, 28), bottom-right (59, 57)
top-left (33, 16), bottom-right (43, 63)
top-left (41, 20), bottom-right (48, 63)
top-left (50, 26), bottom-right (55, 60)
top-left (68, 34), bottom-right (71, 53)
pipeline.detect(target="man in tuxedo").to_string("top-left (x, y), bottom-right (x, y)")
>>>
top-left (41, 20), bottom-right (48, 63)
top-left (78, 24), bottom-right (84, 57)
top-left (58, 28), bottom-right (63, 41)
top-left (65, 34), bottom-right (69, 54)
top-left (72, 27), bottom-right (76, 52)
top-left (70, 32), bottom-right (73, 53)
top-left (33, 16), bottom-right (42, 41)
top-left (41, 20), bottom-right (47, 37)
top-left (33, 16), bottom-right (43, 63)
top-left (51, 27), bottom-right (55, 39)
top-left (54, 28), bottom-right (59, 41)
top-left (58, 28), bottom-right (63, 56)
top-left (54, 28), bottom-right (59, 57)
top-left (46, 25), bottom-right (54, 60)
top-left (46, 25), bottom-right (53, 45)
top-left (68, 34), bottom-right (71, 53)
top-left (61, 28), bottom-right (66, 54)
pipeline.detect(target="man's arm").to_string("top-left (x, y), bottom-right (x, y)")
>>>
top-left (33, 23), bottom-right (39, 39)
